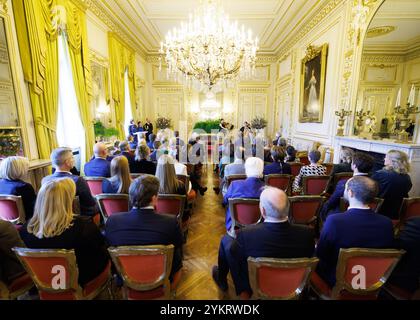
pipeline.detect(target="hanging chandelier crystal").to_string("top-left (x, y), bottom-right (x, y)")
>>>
top-left (159, 0), bottom-right (259, 92)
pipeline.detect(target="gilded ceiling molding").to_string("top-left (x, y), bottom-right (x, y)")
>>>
top-left (406, 47), bottom-right (420, 62)
top-left (0, 0), bottom-right (7, 13)
top-left (89, 49), bottom-right (109, 67)
top-left (74, 0), bottom-right (146, 58)
top-left (362, 55), bottom-right (404, 63)
top-left (276, 0), bottom-right (343, 60)
top-left (256, 55), bottom-right (278, 64)
top-left (366, 26), bottom-right (396, 38)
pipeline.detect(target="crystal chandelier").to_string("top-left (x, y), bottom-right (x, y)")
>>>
top-left (159, 0), bottom-right (258, 92)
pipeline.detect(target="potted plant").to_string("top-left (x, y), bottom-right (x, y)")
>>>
top-left (156, 116), bottom-right (172, 130)
top-left (94, 120), bottom-right (119, 141)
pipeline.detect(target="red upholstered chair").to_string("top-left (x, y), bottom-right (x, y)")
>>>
top-left (95, 194), bottom-right (129, 222)
top-left (339, 197), bottom-right (384, 213)
top-left (226, 174), bottom-right (247, 189)
top-left (289, 163), bottom-right (304, 177)
top-left (264, 174), bottom-right (293, 195)
top-left (299, 156), bottom-right (310, 166)
top-left (228, 198), bottom-right (262, 237)
top-left (310, 248), bottom-right (404, 300)
top-left (398, 197), bottom-right (420, 225)
top-left (0, 195), bottom-right (26, 224)
top-left (12, 247), bottom-right (111, 300)
top-left (247, 257), bottom-right (319, 299)
top-left (302, 176), bottom-right (330, 195)
top-left (288, 196), bottom-right (325, 228)
top-left (322, 163), bottom-right (334, 175)
top-left (0, 274), bottom-right (34, 300)
top-left (84, 177), bottom-right (105, 196)
top-left (156, 194), bottom-right (186, 222)
top-left (108, 245), bottom-right (174, 300)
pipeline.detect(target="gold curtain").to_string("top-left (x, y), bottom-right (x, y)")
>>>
top-left (108, 33), bottom-right (136, 139)
top-left (60, 0), bottom-right (94, 161)
top-left (13, 0), bottom-right (59, 159)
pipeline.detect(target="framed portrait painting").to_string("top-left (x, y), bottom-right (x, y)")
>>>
top-left (299, 43), bottom-right (328, 123)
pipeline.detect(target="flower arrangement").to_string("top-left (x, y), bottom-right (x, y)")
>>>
top-left (251, 116), bottom-right (268, 129)
top-left (156, 115), bottom-right (172, 129)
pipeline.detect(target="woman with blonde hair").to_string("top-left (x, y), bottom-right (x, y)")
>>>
top-left (372, 150), bottom-right (412, 219)
top-left (0, 156), bottom-right (36, 220)
top-left (155, 154), bottom-right (186, 196)
top-left (102, 156), bottom-right (132, 194)
top-left (19, 178), bottom-right (109, 287)
top-left (331, 148), bottom-right (354, 175)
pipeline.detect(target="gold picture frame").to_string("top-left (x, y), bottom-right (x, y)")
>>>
top-left (299, 43), bottom-right (328, 123)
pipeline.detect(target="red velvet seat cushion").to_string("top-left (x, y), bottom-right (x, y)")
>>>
top-left (310, 271), bottom-right (332, 297)
top-left (8, 273), bottom-right (33, 293)
top-left (126, 286), bottom-right (165, 300)
top-left (83, 261), bottom-right (111, 296)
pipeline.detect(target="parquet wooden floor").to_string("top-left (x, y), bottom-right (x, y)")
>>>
top-left (174, 166), bottom-right (238, 300)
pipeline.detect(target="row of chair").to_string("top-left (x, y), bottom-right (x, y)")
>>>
top-left (2, 244), bottom-right (411, 300)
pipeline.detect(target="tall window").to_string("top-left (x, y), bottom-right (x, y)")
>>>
top-left (123, 68), bottom-right (133, 138)
top-left (56, 33), bottom-right (86, 166)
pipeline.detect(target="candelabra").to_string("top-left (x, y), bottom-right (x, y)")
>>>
top-left (335, 108), bottom-right (352, 136)
top-left (354, 109), bottom-right (367, 135)
top-left (394, 103), bottom-right (420, 142)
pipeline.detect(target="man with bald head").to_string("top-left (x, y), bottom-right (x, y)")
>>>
top-left (84, 142), bottom-right (111, 177)
top-left (212, 187), bottom-right (315, 296)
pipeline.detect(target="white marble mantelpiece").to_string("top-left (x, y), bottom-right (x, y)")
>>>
top-left (334, 136), bottom-right (420, 197)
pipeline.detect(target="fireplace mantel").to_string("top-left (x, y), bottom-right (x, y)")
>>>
top-left (334, 136), bottom-right (420, 197)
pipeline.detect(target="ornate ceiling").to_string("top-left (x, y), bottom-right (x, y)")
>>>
top-left (89, 0), bottom-right (329, 56)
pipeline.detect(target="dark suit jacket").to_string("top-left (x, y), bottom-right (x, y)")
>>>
top-left (42, 172), bottom-right (97, 216)
top-left (19, 216), bottom-right (109, 286)
top-left (388, 217), bottom-right (420, 293)
top-left (121, 151), bottom-right (135, 168)
top-left (223, 177), bottom-right (265, 231)
top-left (263, 161), bottom-right (292, 175)
top-left (316, 208), bottom-right (395, 287)
top-left (0, 179), bottom-right (36, 220)
top-left (371, 169), bottom-right (412, 219)
top-left (0, 220), bottom-right (26, 284)
top-left (130, 159), bottom-right (156, 175)
top-left (331, 162), bottom-right (352, 176)
top-left (84, 158), bottom-right (111, 178)
top-left (102, 178), bottom-right (120, 194)
top-left (320, 179), bottom-right (346, 221)
top-left (230, 222), bottom-right (315, 294)
top-left (105, 208), bottom-right (183, 277)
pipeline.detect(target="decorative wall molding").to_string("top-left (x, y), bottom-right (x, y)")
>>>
top-left (89, 49), bottom-right (109, 67)
top-left (362, 54), bottom-right (405, 63)
top-left (276, 0), bottom-right (343, 60)
top-left (76, 0), bottom-right (146, 57)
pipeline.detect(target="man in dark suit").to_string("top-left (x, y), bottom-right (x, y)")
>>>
top-left (263, 146), bottom-right (291, 175)
top-left (143, 118), bottom-right (153, 142)
top-left (84, 142), bottom-right (111, 177)
top-left (0, 220), bottom-right (27, 286)
top-left (316, 176), bottom-right (395, 287)
top-left (320, 152), bottom-right (374, 221)
top-left (212, 187), bottom-right (315, 296)
top-left (128, 120), bottom-right (138, 142)
top-left (387, 216), bottom-right (420, 294)
top-left (42, 147), bottom-right (97, 216)
top-left (119, 140), bottom-right (135, 168)
top-left (105, 175), bottom-right (183, 280)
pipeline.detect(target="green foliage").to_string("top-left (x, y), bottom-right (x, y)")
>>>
top-left (251, 116), bottom-right (268, 129)
top-left (193, 119), bottom-right (220, 133)
top-left (94, 120), bottom-right (119, 138)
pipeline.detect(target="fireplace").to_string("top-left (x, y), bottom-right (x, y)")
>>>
top-left (334, 136), bottom-right (420, 197)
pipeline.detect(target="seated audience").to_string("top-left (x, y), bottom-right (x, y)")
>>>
top-left (320, 152), bottom-right (374, 221)
top-left (387, 217), bottom-right (420, 294)
top-left (0, 156), bottom-right (36, 220)
top-left (155, 155), bottom-right (187, 196)
top-left (223, 157), bottom-right (265, 234)
top-left (128, 135), bottom-right (137, 151)
top-left (150, 141), bottom-right (162, 162)
top-left (331, 148), bottom-right (354, 176)
top-left (224, 148), bottom-right (246, 177)
top-left (371, 150), bottom-right (412, 219)
top-left (292, 150), bottom-right (326, 193)
top-left (130, 144), bottom-right (156, 175)
top-left (102, 156), bottom-right (132, 194)
top-left (119, 141), bottom-right (135, 166)
top-left (42, 148), bottom-right (97, 216)
top-left (285, 145), bottom-right (299, 163)
top-left (0, 220), bottom-right (27, 286)
top-left (278, 137), bottom-right (288, 149)
top-left (316, 176), bottom-right (394, 287)
top-left (147, 134), bottom-right (156, 151)
top-left (263, 146), bottom-right (292, 175)
top-left (212, 187), bottom-right (315, 295)
top-left (105, 175), bottom-right (183, 280)
top-left (112, 140), bottom-right (121, 156)
top-left (84, 142), bottom-right (111, 177)
top-left (20, 178), bottom-right (109, 287)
